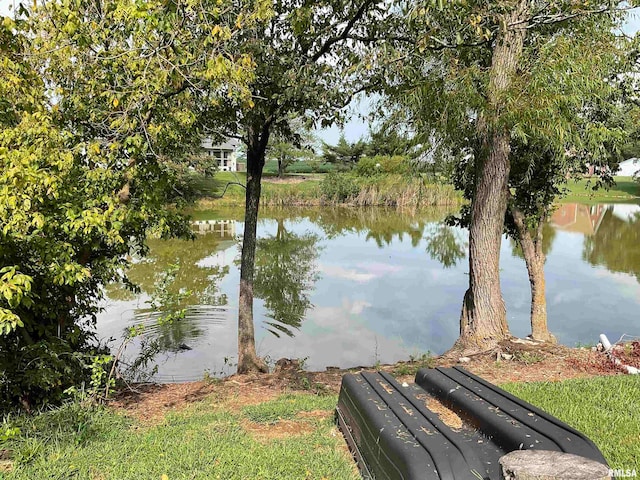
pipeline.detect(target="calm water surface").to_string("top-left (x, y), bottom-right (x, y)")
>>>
top-left (96, 203), bottom-right (640, 382)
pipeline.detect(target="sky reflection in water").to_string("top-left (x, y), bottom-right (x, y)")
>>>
top-left (96, 203), bottom-right (640, 382)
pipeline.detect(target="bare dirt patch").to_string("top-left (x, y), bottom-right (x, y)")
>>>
top-left (296, 409), bottom-right (333, 421)
top-left (110, 379), bottom-right (279, 424)
top-left (219, 381), bottom-right (281, 413)
top-left (111, 340), bottom-right (626, 423)
top-left (111, 382), bottom-right (217, 423)
top-left (0, 449), bottom-right (13, 473)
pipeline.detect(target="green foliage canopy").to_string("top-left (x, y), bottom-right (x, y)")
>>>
top-left (0, 0), bottom-right (264, 410)
top-left (322, 135), bottom-right (367, 167)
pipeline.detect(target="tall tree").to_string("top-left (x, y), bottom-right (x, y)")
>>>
top-left (376, 0), bottom-right (633, 353)
top-left (504, 23), bottom-right (628, 342)
top-left (365, 124), bottom-right (416, 158)
top-left (203, 0), bottom-right (383, 372)
top-left (322, 134), bottom-right (368, 168)
top-left (507, 189), bottom-right (560, 342)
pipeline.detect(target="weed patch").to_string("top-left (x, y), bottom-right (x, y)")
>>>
top-left (392, 352), bottom-right (435, 376)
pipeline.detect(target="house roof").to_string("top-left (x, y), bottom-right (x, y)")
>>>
top-left (550, 203), bottom-right (607, 235)
top-left (201, 136), bottom-right (239, 151)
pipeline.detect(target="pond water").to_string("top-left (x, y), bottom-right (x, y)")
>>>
top-left (96, 203), bottom-right (640, 382)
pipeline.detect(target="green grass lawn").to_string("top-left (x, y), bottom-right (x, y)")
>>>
top-left (2, 375), bottom-right (638, 478)
top-left (561, 176), bottom-right (640, 203)
top-left (188, 171), bottom-right (247, 202)
top-left (192, 171), bottom-right (324, 207)
top-left (502, 375), bottom-right (640, 469)
top-left (2, 393), bottom-right (358, 480)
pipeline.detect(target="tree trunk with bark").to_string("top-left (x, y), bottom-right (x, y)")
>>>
top-left (278, 156), bottom-right (284, 178)
top-left (237, 126), bottom-right (271, 374)
top-left (455, 1), bottom-right (529, 354)
top-left (510, 206), bottom-right (557, 343)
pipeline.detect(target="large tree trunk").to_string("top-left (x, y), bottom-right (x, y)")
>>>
top-left (457, 131), bottom-right (512, 352)
top-left (454, 2), bottom-right (529, 354)
top-left (511, 206), bottom-right (557, 343)
top-left (237, 128), bottom-right (270, 374)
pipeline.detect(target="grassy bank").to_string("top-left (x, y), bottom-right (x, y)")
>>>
top-left (2, 373), bottom-right (638, 478)
top-left (193, 172), bottom-right (639, 211)
top-left (1, 394), bottom-right (358, 480)
top-left (193, 171), bottom-right (462, 209)
top-left (503, 375), bottom-right (640, 469)
top-left (561, 176), bottom-right (640, 203)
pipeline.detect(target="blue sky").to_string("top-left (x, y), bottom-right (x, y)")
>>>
top-left (0, 1), bottom-right (13, 16)
top-left (315, 93), bottom-right (374, 146)
top-left (624, 8), bottom-right (640, 34)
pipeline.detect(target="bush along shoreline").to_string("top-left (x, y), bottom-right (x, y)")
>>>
top-left (195, 171), bottom-right (463, 209)
top-left (195, 170), bottom-right (640, 210)
top-left (321, 172), bottom-right (462, 207)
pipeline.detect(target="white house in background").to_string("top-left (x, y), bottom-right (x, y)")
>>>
top-left (617, 158), bottom-right (639, 177)
top-left (201, 137), bottom-right (239, 172)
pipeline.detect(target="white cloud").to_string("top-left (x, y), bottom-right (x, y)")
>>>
top-left (357, 262), bottom-right (403, 275)
top-left (593, 268), bottom-right (640, 299)
top-left (318, 264), bottom-right (377, 283)
top-left (349, 299), bottom-right (371, 315)
top-left (549, 289), bottom-right (583, 306)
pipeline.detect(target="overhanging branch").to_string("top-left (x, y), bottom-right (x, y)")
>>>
top-left (311, 0), bottom-right (377, 62)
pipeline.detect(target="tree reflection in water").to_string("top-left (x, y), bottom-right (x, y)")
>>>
top-left (305, 206), bottom-right (436, 246)
top-left (253, 219), bottom-right (322, 337)
top-left (424, 223), bottom-right (468, 268)
top-left (583, 206), bottom-right (640, 282)
top-left (247, 207), bottom-right (467, 339)
top-left (106, 227), bottom-right (233, 365)
top-left (302, 207), bottom-right (467, 267)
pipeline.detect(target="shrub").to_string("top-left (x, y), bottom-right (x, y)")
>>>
top-left (356, 155), bottom-right (411, 177)
top-left (320, 172), bottom-right (360, 202)
top-left (0, 337), bottom-right (108, 414)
